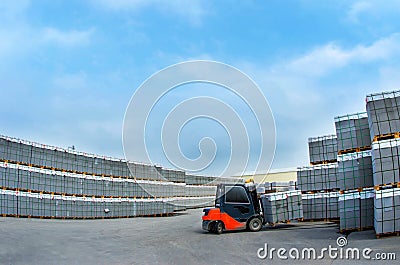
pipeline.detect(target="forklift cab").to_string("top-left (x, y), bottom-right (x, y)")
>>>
top-left (202, 183), bottom-right (263, 234)
top-left (215, 184), bottom-right (260, 222)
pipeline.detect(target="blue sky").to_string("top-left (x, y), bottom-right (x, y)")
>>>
top-left (1, 0), bottom-right (400, 174)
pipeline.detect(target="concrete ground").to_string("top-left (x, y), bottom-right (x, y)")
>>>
top-left (0, 209), bottom-right (399, 265)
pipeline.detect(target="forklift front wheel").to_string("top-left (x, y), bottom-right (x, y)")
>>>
top-left (248, 217), bottom-right (263, 232)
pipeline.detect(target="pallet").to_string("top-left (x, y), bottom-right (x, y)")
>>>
top-left (374, 182), bottom-right (400, 191)
top-left (338, 146), bottom-right (371, 155)
top-left (340, 226), bottom-right (373, 234)
top-left (299, 218), bottom-right (339, 223)
top-left (376, 231), bottom-right (400, 239)
top-left (0, 213), bottom-right (175, 220)
top-left (373, 132), bottom-right (400, 143)
top-left (301, 188), bottom-right (340, 194)
top-left (339, 187), bottom-right (374, 194)
top-left (310, 159), bottom-right (338, 166)
top-left (268, 219), bottom-right (293, 226)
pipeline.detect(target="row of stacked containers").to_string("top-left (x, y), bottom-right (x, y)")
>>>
top-left (368, 91), bottom-right (400, 236)
top-left (297, 89), bottom-right (400, 238)
top-left (253, 180), bottom-right (304, 224)
top-left (260, 190), bottom-right (303, 224)
top-left (0, 135), bottom-right (242, 218)
top-left (335, 112), bottom-right (374, 233)
top-left (297, 135), bottom-right (340, 221)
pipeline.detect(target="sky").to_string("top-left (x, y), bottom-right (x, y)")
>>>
top-left (1, 0), bottom-right (400, 175)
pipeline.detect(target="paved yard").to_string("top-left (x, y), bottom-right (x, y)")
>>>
top-left (0, 209), bottom-right (399, 264)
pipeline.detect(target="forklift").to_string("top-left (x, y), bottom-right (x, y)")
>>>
top-left (202, 183), bottom-right (264, 234)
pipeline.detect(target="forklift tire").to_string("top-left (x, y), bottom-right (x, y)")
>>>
top-left (248, 217), bottom-right (263, 232)
top-left (215, 221), bottom-right (224, 234)
top-left (209, 222), bottom-right (215, 233)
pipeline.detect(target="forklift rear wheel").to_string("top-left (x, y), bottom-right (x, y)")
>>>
top-left (209, 222), bottom-right (215, 233)
top-left (215, 221), bottom-right (223, 234)
top-left (248, 217), bottom-right (263, 232)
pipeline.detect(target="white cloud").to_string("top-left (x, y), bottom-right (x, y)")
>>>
top-left (346, 0), bottom-right (400, 23)
top-left (283, 33), bottom-right (400, 77)
top-left (0, 26), bottom-right (94, 60)
top-left (347, 1), bottom-right (371, 23)
top-left (0, 1), bottom-right (93, 59)
top-left (41, 27), bottom-right (94, 46)
top-left (237, 32), bottom-right (400, 168)
top-left (95, 0), bottom-right (208, 25)
top-left (286, 43), bottom-right (350, 77)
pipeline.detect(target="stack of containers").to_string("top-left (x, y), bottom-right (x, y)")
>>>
top-left (367, 90), bottom-right (400, 237)
top-left (296, 89), bottom-right (400, 238)
top-left (263, 181), bottom-right (296, 193)
top-left (297, 164), bottom-right (338, 191)
top-left (302, 192), bottom-right (340, 220)
top-left (297, 135), bottom-right (340, 221)
top-left (338, 189), bottom-right (375, 232)
top-left (308, 135), bottom-right (338, 165)
top-left (260, 190), bottom-right (303, 224)
top-left (0, 135), bottom-right (228, 218)
top-left (374, 188), bottom-right (400, 237)
top-left (335, 112), bottom-right (374, 232)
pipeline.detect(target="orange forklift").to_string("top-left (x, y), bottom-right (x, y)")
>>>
top-left (202, 183), bottom-right (264, 234)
